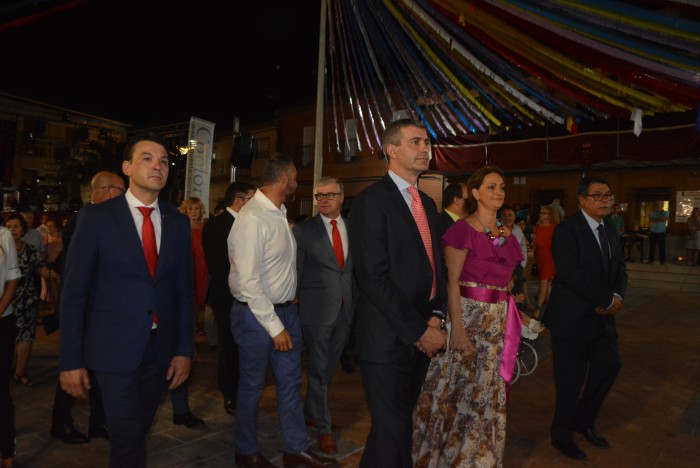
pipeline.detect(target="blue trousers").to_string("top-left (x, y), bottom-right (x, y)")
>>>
top-left (231, 301), bottom-right (307, 455)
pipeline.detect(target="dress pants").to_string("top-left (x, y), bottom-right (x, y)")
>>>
top-left (648, 232), bottom-right (666, 264)
top-left (302, 309), bottom-right (349, 433)
top-left (550, 334), bottom-right (621, 442)
top-left (359, 353), bottom-right (429, 468)
top-left (0, 315), bottom-right (17, 460)
top-left (231, 301), bottom-right (307, 455)
top-left (52, 370), bottom-right (106, 431)
top-left (94, 333), bottom-right (168, 467)
top-left (170, 381), bottom-right (190, 415)
top-left (213, 303), bottom-right (239, 404)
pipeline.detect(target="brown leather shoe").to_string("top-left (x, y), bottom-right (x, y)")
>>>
top-left (318, 433), bottom-right (337, 454)
top-left (282, 449), bottom-right (338, 467)
top-left (234, 451), bottom-right (275, 468)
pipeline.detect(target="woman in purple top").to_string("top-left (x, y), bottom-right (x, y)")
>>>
top-left (413, 166), bottom-right (523, 467)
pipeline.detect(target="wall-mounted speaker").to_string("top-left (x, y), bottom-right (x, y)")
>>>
top-left (230, 134), bottom-right (256, 168)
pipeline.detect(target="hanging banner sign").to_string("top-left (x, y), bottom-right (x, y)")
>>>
top-left (184, 116), bottom-right (215, 216)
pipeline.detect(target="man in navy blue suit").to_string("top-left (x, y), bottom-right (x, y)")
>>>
top-left (59, 133), bottom-right (194, 467)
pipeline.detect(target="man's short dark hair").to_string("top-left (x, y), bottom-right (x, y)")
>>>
top-left (577, 175), bottom-right (610, 197)
top-left (260, 153), bottom-right (295, 186)
top-left (224, 182), bottom-right (256, 206)
top-left (442, 182), bottom-right (464, 209)
top-left (381, 118), bottom-right (426, 154)
top-left (122, 132), bottom-right (171, 161)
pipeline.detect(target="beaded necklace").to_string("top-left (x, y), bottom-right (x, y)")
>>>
top-left (475, 211), bottom-right (506, 247)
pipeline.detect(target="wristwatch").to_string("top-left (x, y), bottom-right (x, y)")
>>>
top-left (430, 312), bottom-right (447, 330)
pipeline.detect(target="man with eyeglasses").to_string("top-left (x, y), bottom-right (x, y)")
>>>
top-left (436, 182), bottom-right (468, 238)
top-left (201, 181), bottom-right (255, 417)
top-left (545, 175), bottom-right (627, 461)
top-left (647, 200), bottom-right (669, 265)
top-left (50, 170), bottom-right (124, 444)
top-left (292, 176), bottom-right (356, 455)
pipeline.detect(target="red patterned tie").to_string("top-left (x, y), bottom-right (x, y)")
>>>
top-left (407, 186), bottom-right (436, 299)
top-left (330, 219), bottom-right (344, 269)
top-left (138, 206), bottom-right (158, 324)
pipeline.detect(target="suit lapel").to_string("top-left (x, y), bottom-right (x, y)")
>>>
top-left (314, 215), bottom-right (343, 270)
top-left (576, 210), bottom-right (608, 277)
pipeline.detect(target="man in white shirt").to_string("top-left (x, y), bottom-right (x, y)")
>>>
top-left (228, 154), bottom-right (337, 468)
top-left (0, 225), bottom-right (20, 467)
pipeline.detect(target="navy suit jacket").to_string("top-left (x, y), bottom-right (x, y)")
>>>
top-left (348, 174), bottom-right (446, 363)
top-left (59, 195), bottom-right (195, 373)
top-left (293, 214), bottom-right (356, 327)
top-left (202, 210), bottom-right (235, 310)
top-left (546, 209), bottom-right (628, 340)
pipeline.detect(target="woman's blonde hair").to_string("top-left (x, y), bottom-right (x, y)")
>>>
top-left (180, 197), bottom-right (204, 222)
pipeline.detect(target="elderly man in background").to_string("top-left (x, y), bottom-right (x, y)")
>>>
top-left (293, 176), bottom-right (356, 454)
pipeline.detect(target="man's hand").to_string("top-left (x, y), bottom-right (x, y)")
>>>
top-left (60, 368), bottom-right (91, 399)
top-left (415, 326), bottom-right (446, 357)
top-left (167, 356), bottom-right (191, 390)
top-left (272, 329), bottom-right (293, 352)
top-left (596, 295), bottom-right (623, 316)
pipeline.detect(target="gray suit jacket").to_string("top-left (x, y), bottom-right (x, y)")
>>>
top-left (293, 215), bottom-right (356, 327)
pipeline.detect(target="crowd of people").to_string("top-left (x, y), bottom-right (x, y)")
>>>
top-left (1, 119), bottom-right (694, 468)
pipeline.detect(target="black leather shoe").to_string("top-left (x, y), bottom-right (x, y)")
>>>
top-left (173, 411), bottom-right (204, 428)
top-left (235, 451), bottom-right (276, 467)
top-left (224, 399), bottom-right (236, 416)
top-left (51, 424), bottom-right (90, 444)
top-left (576, 426), bottom-right (610, 448)
top-left (282, 449), bottom-right (338, 467)
top-left (552, 438), bottom-right (587, 460)
top-left (88, 423), bottom-right (109, 440)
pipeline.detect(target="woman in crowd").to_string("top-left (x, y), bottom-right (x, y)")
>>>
top-left (180, 197), bottom-right (209, 335)
top-left (168, 197), bottom-right (207, 429)
top-left (412, 166), bottom-right (523, 467)
top-left (4, 213), bottom-right (56, 387)
top-left (532, 204), bottom-right (559, 318)
top-left (40, 219), bottom-right (62, 307)
top-left (0, 223), bottom-right (20, 468)
top-left (684, 207), bottom-right (700, 266)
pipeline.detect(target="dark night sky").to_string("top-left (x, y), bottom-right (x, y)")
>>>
top-left (1, 0), bottom-right (321, 131)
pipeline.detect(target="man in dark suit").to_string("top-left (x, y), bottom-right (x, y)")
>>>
top-left (59, 133), bottom-right (195, 467)
top-left (436, 181), bottom-right (468, 238)
top-left (51, 170), bottom-right (123, 444)
top-left (545, 175), bottom-right (627, 461)
top-left (293, 176), bottom-right (356, 454)
top-left (348, 119), bottom-right (447, 467)
top-left (201, 181), bottom-right (255, 416)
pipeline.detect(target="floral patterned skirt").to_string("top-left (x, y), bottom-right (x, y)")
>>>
top-left (412, 286), bottom-right (507, 467)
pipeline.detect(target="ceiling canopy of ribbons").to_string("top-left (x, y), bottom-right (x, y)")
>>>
top-left (323, 0), bottom-right (700, 161)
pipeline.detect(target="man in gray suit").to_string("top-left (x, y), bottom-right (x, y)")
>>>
top-left (293, 176), bottom-right (356, 455)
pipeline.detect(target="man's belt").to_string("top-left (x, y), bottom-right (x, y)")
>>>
top-left (234, 299), bottom-right (293, 308)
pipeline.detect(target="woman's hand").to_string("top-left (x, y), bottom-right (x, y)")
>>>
top-left (449, 326), bottom-right (474, 353)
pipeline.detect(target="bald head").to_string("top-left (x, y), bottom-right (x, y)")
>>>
top-left (90, 171), bottom-right (125, 204)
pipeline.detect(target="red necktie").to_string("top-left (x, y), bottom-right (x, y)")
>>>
top-left (330, 219), bottom-right (344, 269)
top-left (407, 186), bottom-right (436, 299)
top-left (138, 206), bottom-right (158, 324)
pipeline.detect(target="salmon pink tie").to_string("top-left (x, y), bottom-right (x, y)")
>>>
top-left (407, 186), bottom-right (436, 299)
top-left (330, 219), bottom-right (344, 269)
top-left (138, 206), bottom-right (158, 324)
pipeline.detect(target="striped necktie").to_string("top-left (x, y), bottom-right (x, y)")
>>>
top-left (408, 186), bottom-right (436, 299)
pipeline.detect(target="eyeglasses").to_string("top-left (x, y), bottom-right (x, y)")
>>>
top-left (102, 185), bottom-right (126, 194)
top-left (236, 196), bottom-right (252, 201)
top-left (585, 192), bottom-right (613, 201)
top-left (314, 192), bottom-right (341, 201)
